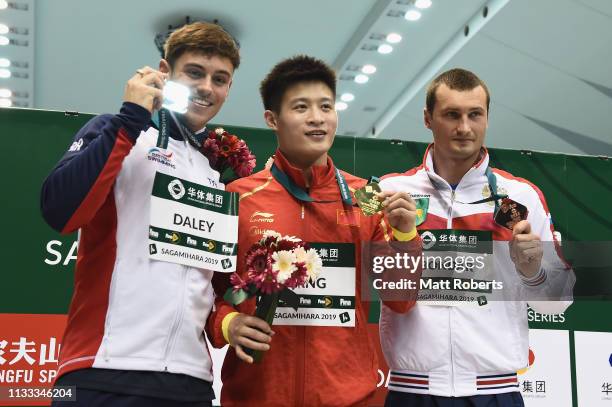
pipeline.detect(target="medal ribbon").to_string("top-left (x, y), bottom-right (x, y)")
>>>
top-left (155, 108), bottom-right (207, 150)
top-left (270, 163), bottom-right (353, 206)
top-left (466, 167), bottom-right (508, 214)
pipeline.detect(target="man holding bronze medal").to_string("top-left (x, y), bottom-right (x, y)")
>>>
top-left (206, 55), bottom-right (421, 406)
top-left (378, 68), bottom-right (574, 406)
top-left (41, 22), bottom-right (241, 406)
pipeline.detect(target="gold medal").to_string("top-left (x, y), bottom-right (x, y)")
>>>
top-left (354, 181), bottom-right (384, 216)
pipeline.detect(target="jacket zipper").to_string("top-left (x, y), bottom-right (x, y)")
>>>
top-left (447, 189), bottom-right (455, 229)
top-left (163, 265), bottom-right (188, 370)
top-left (448, 187), bottom-right (455, 392)
top-left (295, 326), bottom-right (306, 406)
top-left (448, 308), bottom-right (455, 394)
top-left (296, 201), bottom-right (306, 405)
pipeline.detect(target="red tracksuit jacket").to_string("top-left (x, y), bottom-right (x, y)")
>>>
top-left (207, 150), bottom-right (419, 406)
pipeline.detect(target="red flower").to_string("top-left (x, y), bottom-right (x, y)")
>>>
top-left (200, 128), bottom-right (256, 178)
top-left (219, 134), bottom-right (241, 158)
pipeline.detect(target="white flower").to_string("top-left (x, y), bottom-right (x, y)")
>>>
top-left (264, 156), bottom-right (274, 170)
top-left (272, 250), bottom-right (297, 284)
top-left (284, 235), bottom-right (302, 243)
top-left (262, 230), bottom-right (282, 240)
top-left (303, 248), bottom-right (323, 279)
top-left (294, 246), bottom-right (307, 263)
top-left (214, 127), bottom-right (225, 135)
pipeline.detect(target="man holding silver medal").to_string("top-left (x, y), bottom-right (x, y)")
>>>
top-left (41, 22), bottom-right (240, 406)
top-left (379, 68), bottom-right (574, 407)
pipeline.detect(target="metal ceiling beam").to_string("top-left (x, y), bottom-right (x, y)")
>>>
top-left (365, 0), bottom-right (510, 138)
top-left (331, 0), bottom-right (394, 71)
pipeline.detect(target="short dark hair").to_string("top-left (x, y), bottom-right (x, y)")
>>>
top-left (164, 22), bottom-right (240, 70)
top-left (426, 68), bottom-right (490, 114)
top-left (260, 55), bottom-right (336, 113)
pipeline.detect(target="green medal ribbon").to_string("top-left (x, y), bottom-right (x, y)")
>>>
top-left (270, 163), bottom-right (353, 206)
top-left (155, 108), bottom-right (206, 150)
top-left (466, 167), bottom-right (508, 215)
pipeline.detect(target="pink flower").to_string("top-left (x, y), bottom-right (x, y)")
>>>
top-left (230, 273), bottom-right (248, 292)
top-left (199, 129), bottom-right (255, 178)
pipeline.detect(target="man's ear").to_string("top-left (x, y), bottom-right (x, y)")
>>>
top-left (264, 110), bottom-right (278, 131)
top-left (159, 59), bottom-right (171, 74)
top-left (423, 107), bottom-right (432, 130)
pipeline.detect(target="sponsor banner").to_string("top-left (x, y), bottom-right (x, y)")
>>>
top-left (574, 331), bottom-right (612, 406)
top-left (0, 314), bottom-right (67, 406)
top-left (275, 243), bottom-right (356, 327)
top-left (419, 229), bottom-right (495, 306)
top-left (518, 329), bottom-right (572, 406)
top-left (149, 173), bottom-right (238, 272)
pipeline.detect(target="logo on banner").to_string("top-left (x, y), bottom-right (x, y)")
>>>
top-left (421, 231), bottom-right (436, 250)
top-left (339, 312), bottom-right (351, 324)
top-left (517, 348), bottom-right (536, 375)
top-left (149, 244), bottom-right (157, 255)
top-left (221, 258), bottom-right (232, 269)
top-left (168, 179), bottom-right (186, 200)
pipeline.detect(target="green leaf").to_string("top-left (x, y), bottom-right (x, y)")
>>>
top-left (223, 287), bottom-right (250, 306)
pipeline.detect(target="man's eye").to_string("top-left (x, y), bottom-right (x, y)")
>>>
top-left (446, 112), bottom-right (459, 119)
top-left (214, 76), bottom-right (228, 85)
top-left (188, 70), bottom-right (203, 78)
top-left (321, 104), bottom-right (332, 111)
top-left (469, 111), bottom-right (483, 118)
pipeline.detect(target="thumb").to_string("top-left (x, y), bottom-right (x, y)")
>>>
top-left (512, 220), bottom-right (531, 237)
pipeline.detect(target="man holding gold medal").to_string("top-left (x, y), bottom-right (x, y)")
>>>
top-left (207, 55), bottom-right (422, 406)
top-left (379, 68), bottom-right (574, 407)
top-left (41, 22), bottom-right (242, 407)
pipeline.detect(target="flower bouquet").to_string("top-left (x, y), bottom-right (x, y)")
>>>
top-left (201, 127), bottom-right (256, 182)
top-left (224, 230), bottom-right (323, 362)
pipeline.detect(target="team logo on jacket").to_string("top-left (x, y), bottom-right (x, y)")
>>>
top-left (68, 138), bottom-right (84, 152)
top-left (414, 197), bottom-right (429, 226)
top-left (168, 179), bottom-right (185, 200)
top-left (147, 147), bottom-right (176, 169)
top-left (250, 211), bottom-right (275, 223)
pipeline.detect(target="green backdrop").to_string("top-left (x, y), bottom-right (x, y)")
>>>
top-left (0, 108), bottom-right (610, 406)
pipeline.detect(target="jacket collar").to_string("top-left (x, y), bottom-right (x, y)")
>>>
top-left (273, 149), bottom-right (336, 190)
top-left (423, 143), bottom-right (490, 190)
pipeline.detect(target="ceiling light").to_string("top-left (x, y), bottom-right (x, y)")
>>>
top-left (354, 74), bottom-right (369, 84)
top-left (0, 88), bottom-right (11, 98)
top-left (0, 98), bottom-right (12, 108)
top-left (0, 68), bottom-right (10, 78)
top-left (0, 36), bottom-right (8, 46)
top-left (335, 101), bottom-right (348, 111)
top-left (415, 0), bottom-right (432, 9)
top-left (0, 57), bottom-right (9, 67)
top-left (405, 9), bottom-right (422, 21)
top-left (377, 44), bottom-right (393, 54)
top-left (0, 24), bottom-right (8, 35)
top-left (0, 1), bottom-right (7, 10)
top-left (340, 93), bottom-right (355, 102)
top-left (386, 33), bottom-right (402, 44)
top-left (362, 64), bottom-right (377, 74)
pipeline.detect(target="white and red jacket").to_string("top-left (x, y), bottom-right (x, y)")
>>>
top-left (378, 145), bottom-right (574, 397)
top-left (40, 102), bottom-right (220, 382)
